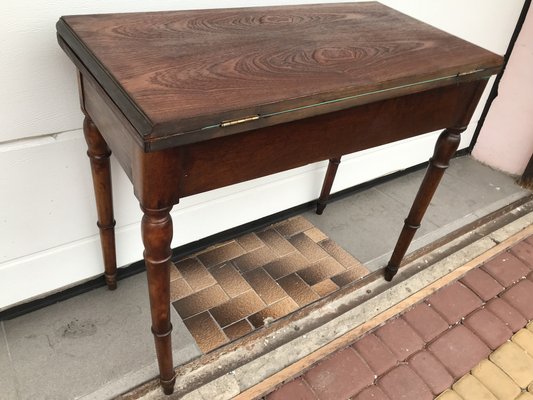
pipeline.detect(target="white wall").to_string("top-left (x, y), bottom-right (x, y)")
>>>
top-left (0, 0), bottom-right (524, 310)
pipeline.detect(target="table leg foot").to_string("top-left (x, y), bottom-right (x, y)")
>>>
top-left (316, 157), bottom-right (341, 215)
top-left (385, 127), bottom-right (463, 281)
top-left (384, 264), bottom-right (398, 282)
top-left (141, 205), bottom-right (175, 395)
top-left (83, 116), bottom-right (118, 290)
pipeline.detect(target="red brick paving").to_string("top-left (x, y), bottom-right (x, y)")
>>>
top-left (460, 268), bottom-right (504, 301)
top-left (510, 240), bottom-right (533, 268)
top-left (428, 325), bottom-right (490, 378)
top-left (500, 278), bottom-right (533, 319)
top-left (265, 236), bottom-right (533, 400)
top-left (378, 365), bottom-right (433, 400)
top-left (352, 333), bottom-right (397, 376)
top-left (354, 385), bottom-right (390, 400)
top-left (375, 317), bottom-right (424, 361)
top-left (266, 378), bottom-right (316, 400)
top-left (485, 297), bottom-right (527, 332)
top-left (482, 252), bottom-right (530, 286)
top-left (425, 281), bottom-right (482, 324)
top-left (304, 347), bottom-right (374, 400)
top-left (402, 303), bottom-right (449, 342)
top-left (463, 308), bottom-right (513, 349)
top-left (408, 350), bottom-right (454, 395)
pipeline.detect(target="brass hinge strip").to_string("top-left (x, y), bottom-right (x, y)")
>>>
top-left (220, 115), bottom-right (260, 127)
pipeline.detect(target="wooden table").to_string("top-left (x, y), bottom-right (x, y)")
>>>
top-left (56, 3), bottom-right (502, 394)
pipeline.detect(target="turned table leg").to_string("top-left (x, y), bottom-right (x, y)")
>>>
top-left (141, 205), bottom-right (175, 395)
top-left (316, 157), bottom-right (341, 215)
top-left (83, 116), bottom-right (117, 290)
top-left (384, 127), bottom-right (464, 281)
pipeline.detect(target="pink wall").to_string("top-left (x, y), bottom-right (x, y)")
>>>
top-left (473, 7), bottom-right (533, 175)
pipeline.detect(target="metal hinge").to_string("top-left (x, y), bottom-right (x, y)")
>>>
top-left (220, 115), bottom-right (260, 127)
top-left (457, 68), bottom-right (485, 77)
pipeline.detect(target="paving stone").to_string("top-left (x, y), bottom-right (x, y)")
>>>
top-left (510, 240), bottom-right (533, 269)
top-left (429, 325), bottom-right (491, 378)
top-left (460, 268), bottom-right (505, 301)
top-left (197, 241), bottom-right (245, 268)
top-left (352, 333), bottom-right (397, 376)
top-left (500, 279), bottom-right (533, 319)
top-left (289, 232), bottom-right (330, 262)
top-left (463, 308), bottom-right (513, 349)
top-left (304, 347), bottom-right (374, 400)
top-left (311, 279), bottom-right (339, 297)
top-left (378, 365), bottom-right (433, 400)
top-left (526, 235), bottom-right (533, 246)
top-left (435, 389), bottom-right (463, 400)
top-left (485, 297), bottom-right (527, 332)
top-left (408, 350), bottom-right (453, 395)
top-left (426, 281), bottom-right (483, 324)
top-left (512, 329), bottom-right (533, 357)
top-left (236, 232), bottom-right (263, 252)
top-left (471, 359), bottom-right (521, 400)
top-left (278, 273), bottom-right (320, 307)
top-left (183, 312), bottom-right (228, 353)
top-left (209, 262), bottom-right (251, 297)
top-left (257, 229), bottom-right (297, 257)
top-left (452, 374), bottom-right (498, 400)
top-left (402, 303), bottom-right (449, 342)
top-left (375, 317), bottom-right (424, 361)
top-left (274, 216), bottom-right (313, 238)
top-left (354, 385), bottom-right (390, 400)
top-left (175, 257), bottom-right (217, 291)
top-left (489, 341), bottom-right (533, 388)
top-left (210, 290), bottom-right (265, 328)
top-left (266, 378), bottom-right (316, 400)
top-left (482, 252), bottom-right (530, 287)
top-left (517, 392), bottom-right (533, 400)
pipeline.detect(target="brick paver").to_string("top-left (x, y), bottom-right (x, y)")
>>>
top-left (471, 359), bottom-right (521, 400)
top-left (452, 374), bottom-right (497, 400)
top-left (460, 268), bottom-right (504, 301)
top-left (266, 235), bottom-right (533, 400)
top-left (352, 333), bottom-right (397, 376)
top-left (482, 252), bottom-right (530, 287)
top-left (513, 329), bottom-right (533, 357)
top-left (429, 325), bottom-right (490, 378)
top-left (490, 341), bottom-right (533, 388)
top-left (500, 279), bottom-right (533, 319)
top-left (402, 303), bottom-right (449, 342)
top-left (266, 378), bottom-right (316, 400)
top-left (463, 308), bottom-right (513, 349)
top-left (425, 281), bottom-right (482, 324)
top-left (375, 317), bottom-right (424, 361)
top-left (354, 385), bottom-right (390, 400)
top-left (378, 365), bottom-right (433, 400)
top-left (408, 350), bottom-right (454, 395)
top-left (485, 297), bottom-right (527, 332)
top-left (510, 240), bottom-right (533, 268)
top-left (304, 347), bottom-right (373, 400)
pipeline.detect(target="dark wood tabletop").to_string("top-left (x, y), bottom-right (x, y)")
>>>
top-left (57, 2), bottom-right (502, 148)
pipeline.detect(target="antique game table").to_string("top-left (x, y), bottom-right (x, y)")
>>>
top-left (56, 2), bottom-right (502, 394)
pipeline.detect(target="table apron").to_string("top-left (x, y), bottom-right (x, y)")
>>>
top-left (82, 73), bottom-right (486, 207)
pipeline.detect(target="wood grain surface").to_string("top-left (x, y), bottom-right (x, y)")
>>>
top-left (57, 2), bottom-right (502, 143)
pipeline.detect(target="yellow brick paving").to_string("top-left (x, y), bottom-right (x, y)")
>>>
top-left (437, 322), bottom-right (533, 400)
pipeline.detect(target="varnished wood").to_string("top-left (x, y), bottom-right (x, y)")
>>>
top-left (317, 158), bottom-right (341, 215)
top-left (141, 205), bottom-right (175, 395)
top-left (57, 4), bottom-right (503, 394)
top-left (57, 3), bottom-right (502, 148)
top-left (82, 116), bottom-right (117, 290)
top-left (384, 127), bottom-right (464, 281)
